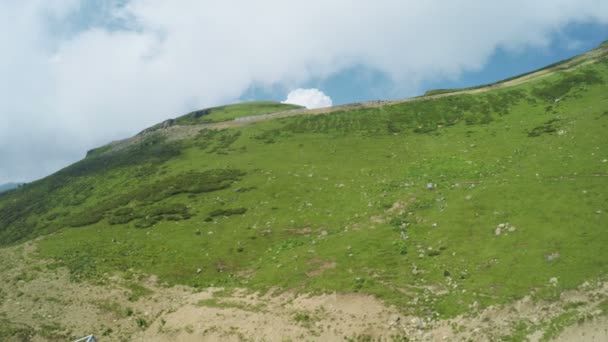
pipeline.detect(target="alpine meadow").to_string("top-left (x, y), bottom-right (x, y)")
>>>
top-left (1, 42), bottom-right (608, 341)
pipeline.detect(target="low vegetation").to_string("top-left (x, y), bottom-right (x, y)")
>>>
top-left (174, 101), bottom-right (302, 125)
top-left (1, 42), bottom-right (607, 340)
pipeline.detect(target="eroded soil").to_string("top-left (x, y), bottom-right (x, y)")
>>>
top-left (0, 241), bottom-right (607, 341)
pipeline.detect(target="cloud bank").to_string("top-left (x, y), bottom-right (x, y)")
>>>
top-left (1, 0), bottom-right (607, 183)
top-left (283, 89), bottom-right (333, 109)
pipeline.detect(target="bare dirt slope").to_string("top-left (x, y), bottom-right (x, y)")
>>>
top-left (553, 317), bottom-right (608, 342)
top-left (1, 241), bottom-right (607, 341)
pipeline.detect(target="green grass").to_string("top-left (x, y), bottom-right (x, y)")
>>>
top-left (124, 282), bottom-right (153, 301)
top-left (1, 46), bottom-right (608, 322)
top-left (422, 47), bottom-right (599, 97)
top-left (0, 318), bottom-right (35, 341)
top-left (540, 311), bottom-right (579, 341)
top-left (292, 310), bottom-right (323, 330)
top-left (93, 300), bottom-right (133, 318)
top-left (500, 321), bottom-right (531, 342)
top-left (598, 299), bottom-right (608, 315)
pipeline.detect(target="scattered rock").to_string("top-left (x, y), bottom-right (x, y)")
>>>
top-left (389, 315), bottom-right (401, 327)
top-left (415, 318), bottom-right (426, 330)
top-left (370, 215), bottom-right (385, 224)
top-left (196, 268), bottom-right (202, 274)
top-left (495, 223), bottom-right (517, 236)
top-left (426, 183), bottom-right (437, 190)
top-left (465, 195), bottom-right (472, 200)
top-left (549, 277), bottom-right (559, 286)
top-left (162, 119), bottom-right (176, 129)
top-left (412, 265), bottom-right (420, 275)
top-left (546, 252), bottom-right (560, 262)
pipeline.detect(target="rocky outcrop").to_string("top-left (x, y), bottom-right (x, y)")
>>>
top-left (136, 119), bottom-right (176, 136)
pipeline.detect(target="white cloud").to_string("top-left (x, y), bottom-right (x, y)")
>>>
top-left (283, 89), bottom-right (333, 109)
top-left (565, 39), bottom-right (585, 50)
top-left (1, 1), bottom-right (608, 183)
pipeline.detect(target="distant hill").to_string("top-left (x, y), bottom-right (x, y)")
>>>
top-left (0, 182), bottom-right (20, 194)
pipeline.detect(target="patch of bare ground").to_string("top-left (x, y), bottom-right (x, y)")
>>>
top-left (1, 240), bottom-right (607, 341)
top-left (285, 226), bottom-right (314, 235)
top-left (553, 316), bottom-right (608, 341)
top-left (306, 259), bottom-right (337, 277)
top-left (0, 241), bottom-right (405, 341)
top-left (423, 281), bottom-right (608, 341)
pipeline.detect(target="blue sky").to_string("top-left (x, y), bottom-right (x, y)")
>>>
top-left (0, 1), bottom-right (607, 184)
top-left (244, 21), bottom-right (608, 105)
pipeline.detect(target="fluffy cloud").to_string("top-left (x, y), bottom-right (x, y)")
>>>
top-left (283, 89), bottom-right (333, 109)
top-left (1, 0), bottom-right (607, 183)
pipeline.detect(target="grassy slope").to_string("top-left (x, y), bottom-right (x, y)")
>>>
top-left (424, 41), bottom-right (608, 97)
top-left (1, 50), bottom-right (607, 320)
top-left (174, 101), bottom-right (302, 125)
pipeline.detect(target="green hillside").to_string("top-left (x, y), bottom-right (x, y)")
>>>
top-left (174, 101), bottom-right (302, 125)
top-left (1, 43), bottom-right (608, 340)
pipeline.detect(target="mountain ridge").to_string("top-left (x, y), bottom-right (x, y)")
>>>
top-left (94, 41), bottom-right (608, 158)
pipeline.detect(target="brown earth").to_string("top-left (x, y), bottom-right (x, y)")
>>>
top-left (1, 241), bottom-right (607, 341)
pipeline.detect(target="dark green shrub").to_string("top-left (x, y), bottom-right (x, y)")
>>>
top-left (208, 207), bottom-right (247, 219)
top-left (532, 70), bottom-right (603, 102)
top-left (528, 118), bottom-right (562, 137)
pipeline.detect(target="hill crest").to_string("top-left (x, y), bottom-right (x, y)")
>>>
top-left (95, 41), bottom-right (608, 157)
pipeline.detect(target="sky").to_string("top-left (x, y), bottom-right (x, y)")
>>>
top-left (1, 1), bottom-right (607, 184)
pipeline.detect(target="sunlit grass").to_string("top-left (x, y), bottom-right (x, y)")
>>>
top-left (1, 61), bottom-right (607, 319)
